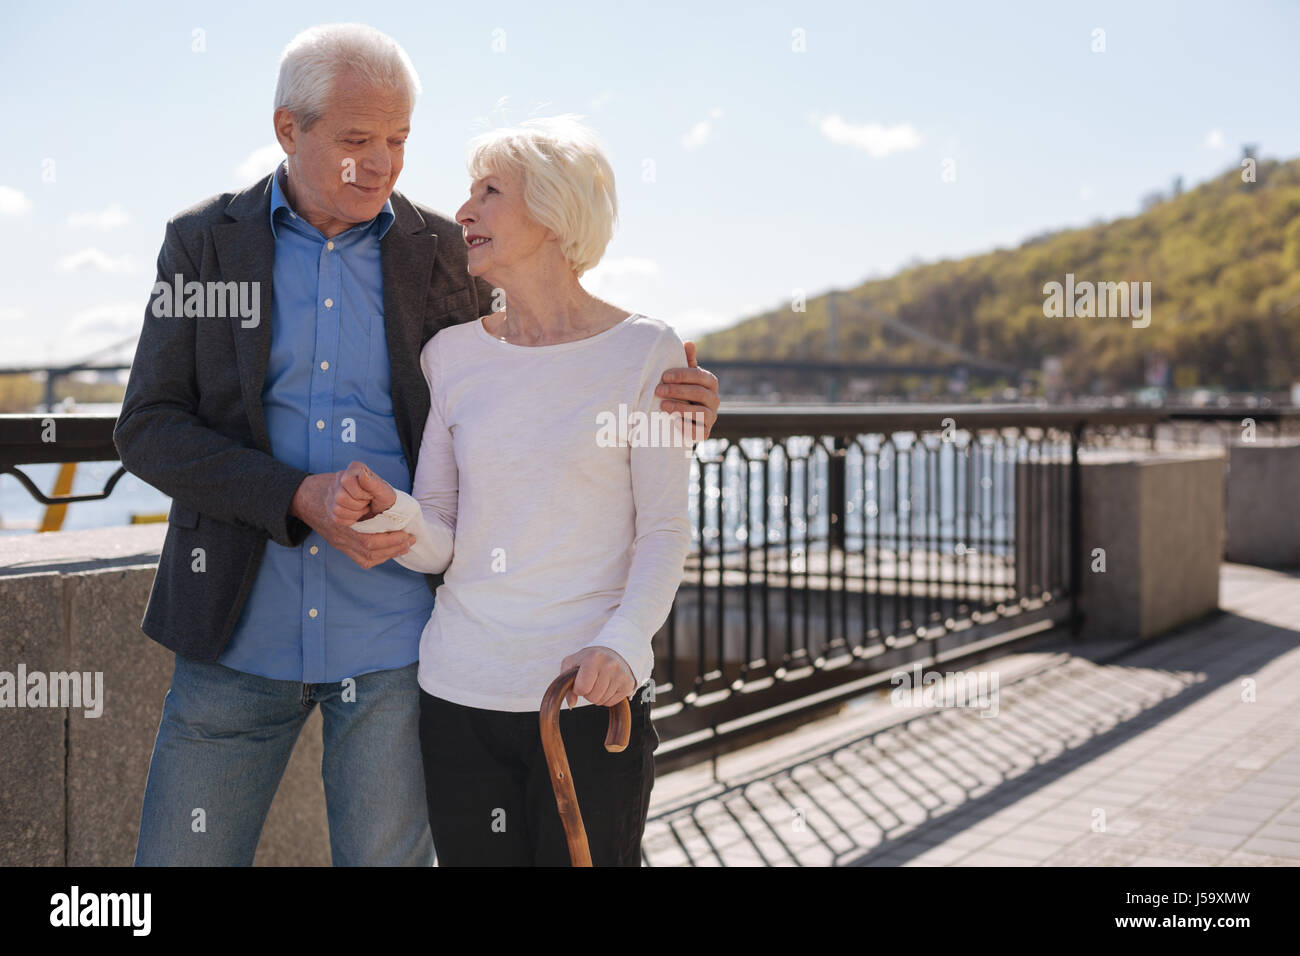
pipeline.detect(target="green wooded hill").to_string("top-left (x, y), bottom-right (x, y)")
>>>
top-left (697, 158), bottom-right (1300, 391)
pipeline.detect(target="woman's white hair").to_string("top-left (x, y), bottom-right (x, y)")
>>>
top-left (274, 23), bottom-right (422, 131)
top-left (466, 115), bottom-right (618, 278)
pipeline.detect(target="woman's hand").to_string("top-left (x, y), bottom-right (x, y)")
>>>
top-left (330, 460), bottom-right (397, 523)
top-left (560, 647), bottom-right (635, 707)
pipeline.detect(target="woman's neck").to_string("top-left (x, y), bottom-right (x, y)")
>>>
top-left (486, 266), bottom-right (622, 346)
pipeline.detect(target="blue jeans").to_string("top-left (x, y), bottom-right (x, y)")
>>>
top-left (134, 655), bottom-right (433, 866)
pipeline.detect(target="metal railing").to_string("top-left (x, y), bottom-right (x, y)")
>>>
top-left (0, 414), bottom-right (128, 505)
top-left (1063, 406), bottom-right (1300, 452)
top-left (1161, 407), bottom-right (1300, 447)
top-left (650, 405), bottom-right (1168, 754)
top-left (0, 404), bottom-right (1231, 759)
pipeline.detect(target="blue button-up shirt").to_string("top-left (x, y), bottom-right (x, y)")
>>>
top-left (219, 161), bottom-right (434, 683)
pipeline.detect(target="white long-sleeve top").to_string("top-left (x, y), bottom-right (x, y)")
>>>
top-left (351, 312), bottom-right (695, 712)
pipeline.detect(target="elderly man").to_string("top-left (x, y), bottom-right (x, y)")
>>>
top-left (114, 22), bottom-right (719, 866)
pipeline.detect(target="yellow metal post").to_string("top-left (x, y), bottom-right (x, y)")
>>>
top-left (38, 462), bottom-right (77, 532)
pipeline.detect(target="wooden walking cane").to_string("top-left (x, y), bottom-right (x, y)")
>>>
top-left (539, 667), bottom-right (632, 866)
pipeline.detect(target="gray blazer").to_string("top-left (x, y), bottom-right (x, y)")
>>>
top-left (112, 171), bottom-right (494, 662)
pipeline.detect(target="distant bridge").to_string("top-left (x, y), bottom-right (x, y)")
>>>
top-left (0, 336), bottom-right (136, 412)
top-left (704, 292), bottom-right (1021, 395)
top-left (702, 358), bottom-right (1016, 377)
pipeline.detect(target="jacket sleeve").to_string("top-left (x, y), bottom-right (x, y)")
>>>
top-left (112, 217), bottom-right (313, 548)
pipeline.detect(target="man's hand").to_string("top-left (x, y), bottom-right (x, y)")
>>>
top-left (559, 646), bottom-right (636, 707)
top-left (655, 341), bottom-right (719, 441)
top-left (330, 460), bottom-right (397, 522)
top-left (289, 468), bottom-right (412, 570)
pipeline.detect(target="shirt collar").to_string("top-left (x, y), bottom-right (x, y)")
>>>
top-left (269, 161), bottom-right (395, 241)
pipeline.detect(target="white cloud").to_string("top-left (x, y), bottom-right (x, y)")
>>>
top-left (1204, 128), bottom-right (1225, 150)
top-left (682, 122), bottom-right (711, 150)
top-left (67, 202), bottom-right (129, 230)
top-left (590, 90), bottom-right (615, 109)
top-left (56, 248), bottom-right (140, 274)
top-left (236, 143), bottom-right (284, 182)
top-left (817, 115), bottom-right (922, 158)
top-left (66, 302), bottom-right (141, 340)
top-left (0, 185), bottom-right (32, 216)
top-left (64, 303), bottom-right (141, 358)
top-left (586, 257), bottom-right (661, 281)
top-left (1079, 185), bottom-right (1093, 201)
top-left (29, 302), bottom-right (143, 364)
top-left (682, 108), bottom-right (724, 150)
top-left (581, 257), bottom-right (663, 305)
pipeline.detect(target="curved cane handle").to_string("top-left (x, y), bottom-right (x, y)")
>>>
top-left (539, 667), bottom-right (633, 867)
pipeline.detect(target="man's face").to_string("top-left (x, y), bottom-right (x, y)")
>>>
top-left (274, 70), bottom-right (409, 237)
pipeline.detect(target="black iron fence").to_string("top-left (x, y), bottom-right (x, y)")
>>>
top-left (0, 414), bottom-right (128, 504)
top-left (651, 405), bottom-right (1172, 755)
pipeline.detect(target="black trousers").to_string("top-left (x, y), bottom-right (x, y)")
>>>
top-left (418, 687), bottom-right (657, 866)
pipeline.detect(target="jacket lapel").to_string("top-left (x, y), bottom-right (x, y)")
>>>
top-left (380, 191), bottom-right (437, 468)
top-left (212, 174), bottom-right (276, 454)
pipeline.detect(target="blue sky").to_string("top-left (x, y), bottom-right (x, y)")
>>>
top-left (0, 0), bottom-right (1296, 366)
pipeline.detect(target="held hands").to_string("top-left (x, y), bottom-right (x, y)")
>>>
top-left (290, 461), bottom-right (413, 569)
top-left (331, 460), bottom-right (397, 520)
top-left (559, 646), bottom-right (636, 708)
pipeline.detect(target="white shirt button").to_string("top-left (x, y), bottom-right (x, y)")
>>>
top-left (308, 608), bottom-right (318, 618)
top-left (324, 298), bottom-right (334, 308)
top-left (320, 360), bottom-right (329, 371)
top-left (309, 545), bottom-right (319, 555)
top-left (327, 241), bottom-right (335, 251)
top-left (316, 420), bottom-right (325, 430)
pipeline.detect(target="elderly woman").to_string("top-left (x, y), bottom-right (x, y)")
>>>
top-left (336, 116), bottom-right (693, 866)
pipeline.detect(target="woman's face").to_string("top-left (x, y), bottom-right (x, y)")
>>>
top-left (455, 165), bottom-right (554, 282)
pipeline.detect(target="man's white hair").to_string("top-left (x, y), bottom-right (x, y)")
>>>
top-left (274, 23), bottom-right (422, 131)
top-left (467, 115), bottom-right (618, 278)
